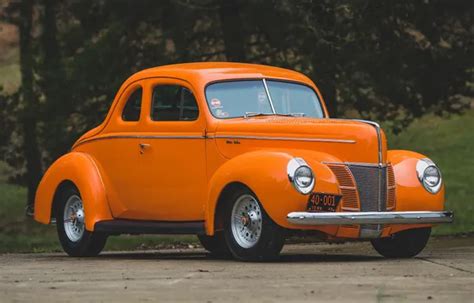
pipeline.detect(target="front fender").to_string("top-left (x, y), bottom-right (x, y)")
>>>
top-left (205, 150), bottom-right (342, 234)
top-left (34, 152), bottom-right (113, 231)
top-left (388, 150), bottom-right (445, 212)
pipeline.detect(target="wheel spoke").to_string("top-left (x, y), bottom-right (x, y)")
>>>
top-left (231, 194), bottom-right (262, 249)
top-left (63, 194), bottom-right (85, 242)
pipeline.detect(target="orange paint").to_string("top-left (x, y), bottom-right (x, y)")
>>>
top-left (34, 63), bottom-right (448, 239)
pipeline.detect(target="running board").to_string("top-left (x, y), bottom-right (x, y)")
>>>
top-left (94, 219), bottom-right (205, 235)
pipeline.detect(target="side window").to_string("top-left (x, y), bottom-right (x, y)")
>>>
top-left (151, 85), bottom-right (199, 121)
top-left (122, 88), bottom-right (142, 121)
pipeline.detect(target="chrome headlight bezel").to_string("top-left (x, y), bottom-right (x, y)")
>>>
top-left (416, 158), bottom-right (442, 194)
top-left (287, 158), bottom-right (315, 195)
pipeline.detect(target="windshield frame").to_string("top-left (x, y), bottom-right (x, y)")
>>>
top-left (204, 78), bottom-right (327, 120)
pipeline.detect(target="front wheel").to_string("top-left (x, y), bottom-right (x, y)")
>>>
top-left (55, 185), bottom-right (107, 257)
top-left (371, 227), bottom-right (431, 258)
top-left (223, 187), bottom-right (285, 261)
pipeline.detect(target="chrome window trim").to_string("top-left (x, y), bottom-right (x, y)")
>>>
top-left (262, 78), bottom-right (276, 114)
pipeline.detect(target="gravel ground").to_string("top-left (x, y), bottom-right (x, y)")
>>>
top-left (0, 235), bottom-right (473, 302)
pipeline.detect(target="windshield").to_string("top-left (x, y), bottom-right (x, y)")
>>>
top-left (205, 80), bottom-right (324, 119)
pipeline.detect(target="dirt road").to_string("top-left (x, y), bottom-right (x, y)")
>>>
top-left (1, 236), bottom-right (473, 302)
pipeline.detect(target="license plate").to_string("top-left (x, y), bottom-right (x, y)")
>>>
top-left (307, 193), bottom-right (342, 212)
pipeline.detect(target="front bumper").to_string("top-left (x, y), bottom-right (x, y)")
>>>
top-left (287, 211), bottom-right (454, 226)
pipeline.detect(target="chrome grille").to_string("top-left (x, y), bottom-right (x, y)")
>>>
top-left (347, 164), bottom-right (387, 212)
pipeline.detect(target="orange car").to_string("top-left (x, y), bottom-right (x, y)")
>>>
top-left (34, 62), bottom-right (453, 261)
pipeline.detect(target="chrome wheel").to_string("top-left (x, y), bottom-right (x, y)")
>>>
top-left (63, 195), bottom-right (85, 242)
top-left (231, 194), bottom-right (262, 248)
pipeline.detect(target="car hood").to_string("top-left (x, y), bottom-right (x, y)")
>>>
top-left (213, 117), bottom-right (386, 163)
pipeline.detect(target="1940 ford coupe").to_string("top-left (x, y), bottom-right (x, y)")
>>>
top-left (34, 62), bottom-right (453, 261)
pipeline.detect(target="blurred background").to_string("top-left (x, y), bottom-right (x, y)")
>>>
top-left (0, 0), bottom-right (472, 253)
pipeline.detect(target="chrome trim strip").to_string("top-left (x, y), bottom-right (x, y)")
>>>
top-left (210, 135), bottom-right (356, 144)
top-left (75, 134), bottom-right (205, 148)
top-left (74, 134), bottom-right (356, 148)
top-left (328, 118), bottom-right (383, 165)
top-left (353, 119), bottom-right (383, 165)
top-left (287, 211), bottom-right (454, 225)
top-left (323, 161), bottom-right (385, 167)
top-left (262, 78), bottom-right (276, 114)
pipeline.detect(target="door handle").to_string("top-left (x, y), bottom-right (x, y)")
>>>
top-left (139, 143), bottom-right (151, 154)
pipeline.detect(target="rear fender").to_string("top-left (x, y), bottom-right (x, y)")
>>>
top-left (34, 152), bottom-right (113, 231)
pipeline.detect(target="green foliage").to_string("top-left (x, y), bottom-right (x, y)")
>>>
top-left (0, 183), bottom-right (60, 252)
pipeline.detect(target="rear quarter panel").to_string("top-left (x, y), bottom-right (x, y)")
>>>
top-left (34, 152), bottom-right (113, 231)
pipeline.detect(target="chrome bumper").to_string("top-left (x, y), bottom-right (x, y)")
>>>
top-left (287, 211), bottom-right (454, 226)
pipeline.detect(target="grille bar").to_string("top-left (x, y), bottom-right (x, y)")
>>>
top-left (326, 164), bottom-right (360, 210)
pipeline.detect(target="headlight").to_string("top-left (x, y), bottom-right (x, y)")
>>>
top-left (287, 158), bottom-right (315, 195)
top-left (416, 158), bottom-right (442, 194)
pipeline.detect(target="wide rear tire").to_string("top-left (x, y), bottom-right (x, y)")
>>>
top-left (371, 227), bottom-right (431, 258)
top-left (55, 185), bottom-right (107, 257)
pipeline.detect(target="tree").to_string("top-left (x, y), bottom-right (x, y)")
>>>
top-left (18, 0), bottom-right (43, 213)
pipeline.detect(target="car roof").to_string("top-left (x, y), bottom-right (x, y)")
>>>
top-left (125, 62), bottom-right (312, 86)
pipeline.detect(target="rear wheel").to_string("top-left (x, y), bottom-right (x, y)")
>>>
top-left (371, 227), bottom-right (431, 258)
top-left (55, 185), bottom-right (107, 257)
top-left (223, 186), bottom-right (284, 261)
top-left (198, 232), bottom-right (230, 256)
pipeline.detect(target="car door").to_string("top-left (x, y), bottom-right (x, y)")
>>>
top-left (89, 81), bottom-right (151, 218)
top-left (136, 78), bottom-right (207, 221)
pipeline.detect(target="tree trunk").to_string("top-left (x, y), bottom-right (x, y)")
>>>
top-left (41, 0), bottom-right (70, 160)
top-left (219, 0), bottom-right (246, 62)
top-left (19, 0), bottom-right (43, 214)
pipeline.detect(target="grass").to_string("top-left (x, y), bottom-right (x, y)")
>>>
top-left (0, 183), bottom-right (198, 253)
top-left (0, 110), bottom-right (472, 252)
top-left (386, 110), bottom-right (474, 235)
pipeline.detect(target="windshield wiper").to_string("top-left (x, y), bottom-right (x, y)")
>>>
top-left (244, 112), bottom-right (273, 118)
top-left (243, 112), bottom-right (305, 118)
